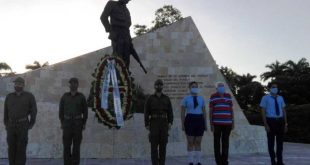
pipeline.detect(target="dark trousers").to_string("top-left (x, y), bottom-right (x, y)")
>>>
top-left (111, 26), bottom-right (131, 68)
top-left (6, 125), bottom-right (29, 165)
top-left (149, 119), bottom-right (169, 165)
top-left (213, 125), bottom-right (232, 165)
top-left (266, 118), bottom-right (285, 165)
top-left (63, 122), bottom-right (83, 165)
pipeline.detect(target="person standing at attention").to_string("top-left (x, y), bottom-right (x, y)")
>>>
top-left (209, 82), bottom-right (234, 165)
top-left (260, 82), bottom-right (287, 165)
top-left (4, 77), bottom-right (37, 165)
top-left (144, 79), bottom-right (174, 165)
top-left (181, 81), bottom-right (207, 165)
top-left (59, 78), bottom-right (88, 165)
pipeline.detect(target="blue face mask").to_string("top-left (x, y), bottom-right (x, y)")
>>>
top-left (217, 86), bottom-right (225, 94)
top-left (270, 87), bottom-right (278, 94)
top-left (191, 87), bottom-right (199, 94)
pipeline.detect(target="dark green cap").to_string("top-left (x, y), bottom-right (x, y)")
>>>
top-left (69, 77), bottom-right (79, 83)
top-left (13, 77), bottom-right (25, 84)
top-left (154, 79), bottom-right (163, 85)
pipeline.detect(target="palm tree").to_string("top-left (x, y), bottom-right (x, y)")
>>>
top-left (236, 73), bottom-right (256, 86)
top-left (25, 61), bottom-right (49, 70)
top-left (0, 62), bottom-right (12, 72)
top-left (285, 58), bottom-right (310, 76)
top-left (235, 73), bottom-right (260, 110)
top-left (260, 60), bottom-right (287, 81)
top-left (0, 62), bottom-right (13, 77)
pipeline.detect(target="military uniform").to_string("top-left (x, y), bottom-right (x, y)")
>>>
top-left (144, 93), bottom-right (173, 165)
top-left (59, 92), bottom-right (88, 165)
top-left (4, 78), bottom-right (37, 165)
top-left (100, 0), bottom-right (132, 67)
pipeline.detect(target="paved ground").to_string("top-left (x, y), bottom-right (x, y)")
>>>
top-left (0, 143), bottom-right (309, 165)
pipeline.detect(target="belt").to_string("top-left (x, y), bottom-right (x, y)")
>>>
top-left (9, 117), bottom-right (28, 123)
top-left (151, 114), bottom-right (167, 119)
top-left (267, 117), bottom-right (284, 121)
top-left (64, 115), bottom-right (82, 120)
top-left (111, 25), bottom-right (129, 30)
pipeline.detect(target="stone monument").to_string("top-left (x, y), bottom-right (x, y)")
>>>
top-left (0, 17), bottom-right (267, 158)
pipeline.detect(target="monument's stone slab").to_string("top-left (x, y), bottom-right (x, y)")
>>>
top-left (0, 17), bottom-right (267, 158)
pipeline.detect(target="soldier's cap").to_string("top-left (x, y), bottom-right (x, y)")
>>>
top-left (154, 79), bottom-right (163, 85)
top-left (69, 77), bottom-right (79, 84)
top-left (13, 77), bottom-right (25, 84)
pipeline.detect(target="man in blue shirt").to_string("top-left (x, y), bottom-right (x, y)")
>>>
top-left (260, 83), bottom-right (288, 165)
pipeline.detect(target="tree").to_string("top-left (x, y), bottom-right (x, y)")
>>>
top-left (260, 60), bottom-right (287, 81)
top-left (285, 58), bottom-right (310, 76)
top-left (219, 66), bottom-right (238, 95)
top-left (133, 25), bottom-right (149, 36)
top-left (235, 74), bottom-right (265, 110)
top-left (151, 5), bottom-right (183, 30)
top-left (134, 5), bottom-right (183, 36)
top-left (220, 66), bottom-right (265, 111)
top-left (236, 73), bottom-right (256, 86)
top-left (261, 58), bottom-right (310, 105)
top-left (0, 62), bottom-right (12, 71)
top-left (0, 62), bottom-right (13, 77)
top-left (25, 61), bottom-right (49, 70)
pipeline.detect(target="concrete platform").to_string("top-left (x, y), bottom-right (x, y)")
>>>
top-left (0, 143), bottom-right (309, 165)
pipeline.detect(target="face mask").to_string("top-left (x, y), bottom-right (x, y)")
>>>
top-left (217, 86), bottom-right (225, 94)
top-left (191, 87), bottom-right (199, 94)
top-left (14, 86), bottom-right (23, 93)
top-left (270, 87), bottom-right (278, 94)
top-left (155, 84), bottom-right (163, 92)
top-left (70, 83), bottom-right (79, 92)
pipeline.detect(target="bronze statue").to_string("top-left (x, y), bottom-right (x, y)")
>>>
top-left (100, 0), bottom-right (147, 73)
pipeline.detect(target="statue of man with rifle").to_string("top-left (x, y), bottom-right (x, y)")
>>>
top-left (88, 0), bottom-right (146, 129)
top-left (100, 0), bottom-right (147, 74)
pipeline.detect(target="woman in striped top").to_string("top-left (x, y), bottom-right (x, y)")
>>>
top-left (181, 81), bottom-right (207, 165)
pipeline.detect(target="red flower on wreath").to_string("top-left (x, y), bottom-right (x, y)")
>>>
top-left (90, 55), bottom-right (133, 128)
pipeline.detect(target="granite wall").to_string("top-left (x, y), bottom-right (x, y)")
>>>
top-left (0, 17), bottom-right (267, 158)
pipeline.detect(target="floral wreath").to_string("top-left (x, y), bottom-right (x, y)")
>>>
top-left (89, 54), bottom-right (133, 128)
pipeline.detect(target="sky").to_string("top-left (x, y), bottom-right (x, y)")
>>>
top-left (1, 0), bottom-right (310, 80)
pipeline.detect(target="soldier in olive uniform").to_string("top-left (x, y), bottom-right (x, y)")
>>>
top-left (100, 0), bottom-right (132, 68)
top-left (144, 79), bottom-right (174, 165)
top-left (59, 78), bottom-right (88, 165)
top-left (4, 77), bottom-right (37, 165)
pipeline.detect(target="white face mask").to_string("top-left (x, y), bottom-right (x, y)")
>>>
top-left (155, 84), bottom-right (163, 92)
top-left (191, 87), bottom-right (199, 94)
top-left (217, 86), bottom-right (225, 94)
top-left (270, 87), bottom-right (278, 94)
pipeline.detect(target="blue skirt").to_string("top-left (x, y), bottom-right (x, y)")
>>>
top-left (184, 114), bottom-right (205, 136)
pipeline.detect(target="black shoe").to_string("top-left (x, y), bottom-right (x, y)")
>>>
top-left (196, 163), bottom-right (202, 165)
top-left (189, 163), bottom-right (194, 165)
top-left (277, 162), bottom-right (285, 165)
